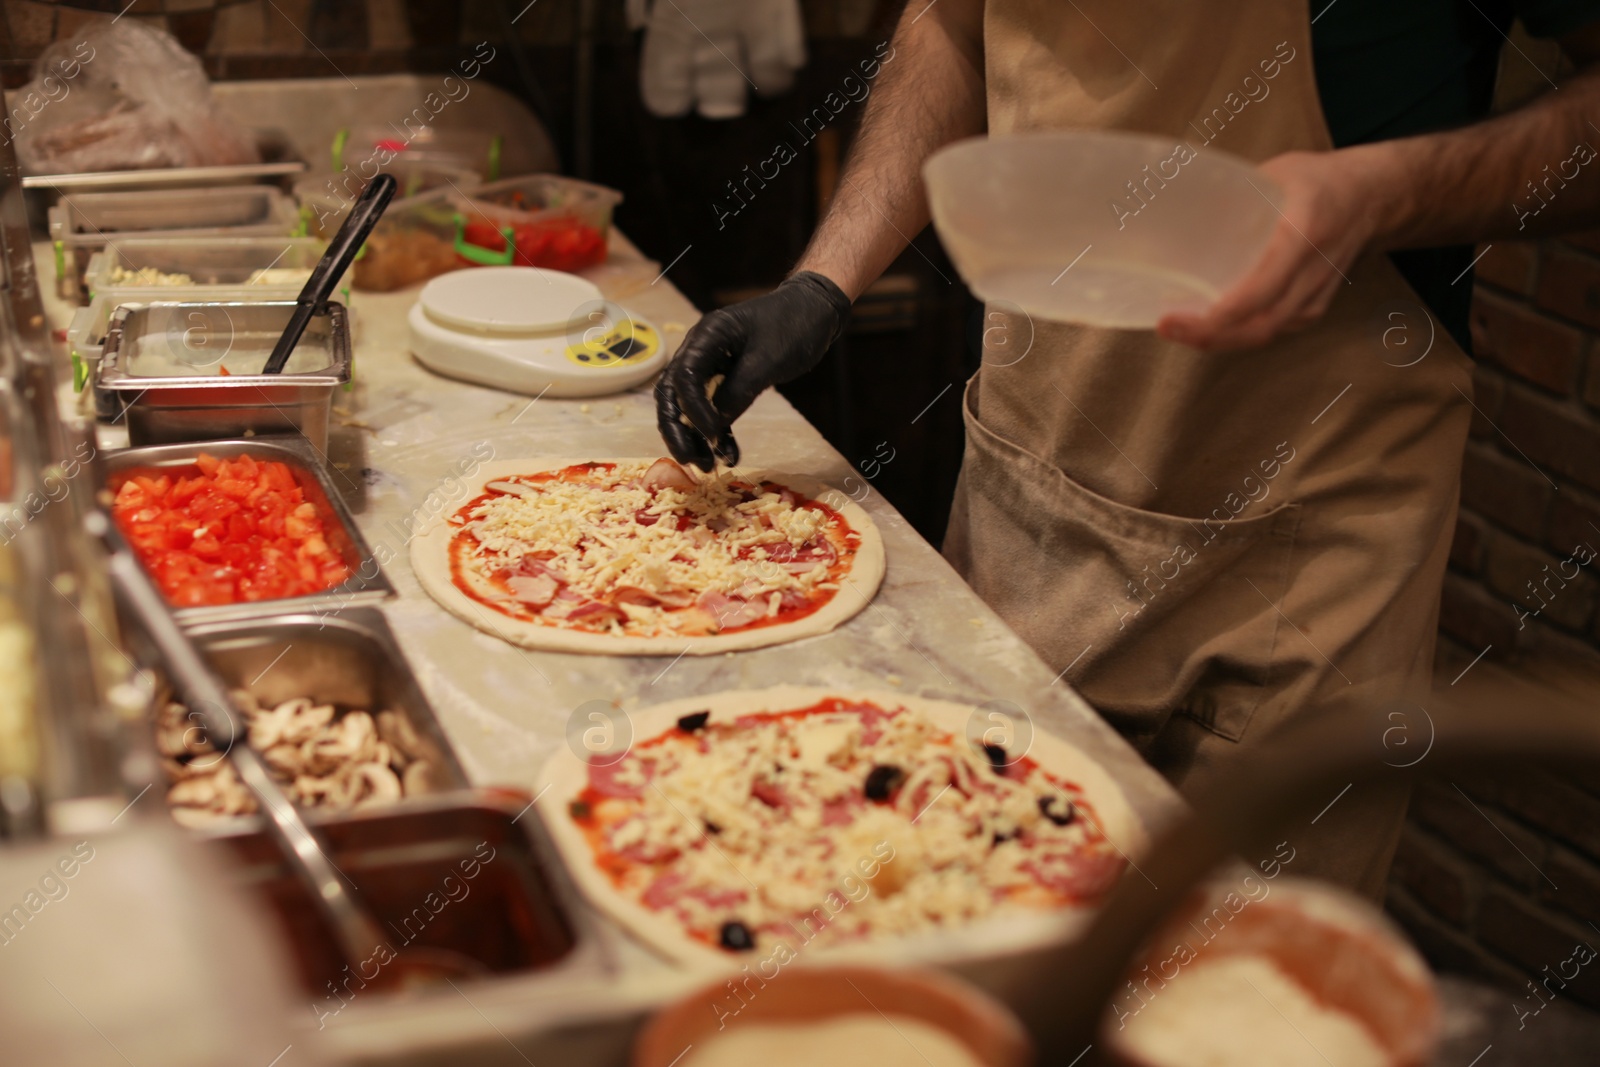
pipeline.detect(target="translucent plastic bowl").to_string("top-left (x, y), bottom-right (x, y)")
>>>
top-left (452, 174), bottom-right (621, 274)
top-left (924, 132), bottom-right (1282, 329)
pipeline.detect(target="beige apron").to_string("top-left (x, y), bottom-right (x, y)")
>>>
top-left (945, 0), bottom-right (1474, 895)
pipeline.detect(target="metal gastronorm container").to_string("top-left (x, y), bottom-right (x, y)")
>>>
top-left (94, 301), bottom-right (350, 450)
top-left (173, 606), bottom-right (471, 807)
top-left (101, 435), bottom-right (392, 625)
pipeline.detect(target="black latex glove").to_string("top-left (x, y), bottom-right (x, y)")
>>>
top-left (655, 271), bottom-right (851, 470)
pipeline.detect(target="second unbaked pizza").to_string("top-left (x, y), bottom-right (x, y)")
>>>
top-left (410, 457), bottom-right (885, 655)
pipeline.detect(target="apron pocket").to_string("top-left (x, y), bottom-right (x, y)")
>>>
top-left (946, 376), bottom-right (1300, 744)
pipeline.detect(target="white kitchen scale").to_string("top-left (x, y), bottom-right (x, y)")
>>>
top-left (407, 266), bottom-right (665, 397)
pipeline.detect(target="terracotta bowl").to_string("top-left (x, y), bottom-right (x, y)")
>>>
top-left (1104, 876), bottom-right (1440, 1067)
top-left (633, 964), bottom-right (1033, 1067)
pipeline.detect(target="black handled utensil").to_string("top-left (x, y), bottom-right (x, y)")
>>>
top-left (262, 172), bottom-right (397, 374)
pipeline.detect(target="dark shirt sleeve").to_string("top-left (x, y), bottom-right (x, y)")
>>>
top-left (1517, 0), bottom-right (1600, 38)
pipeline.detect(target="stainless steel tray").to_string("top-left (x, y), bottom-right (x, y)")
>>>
top-left (22, 161), bottom-right (305, 192)
top-left (172, 606), bottom-right (471, 812)
top-left (211, 792), bottom-right (615, 1001)
top-left (101, 435), bottom-right (393, 625)
top-left (94, 301), bottom-right (350, 450)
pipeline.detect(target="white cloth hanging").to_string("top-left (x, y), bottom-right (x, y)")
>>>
top-left (629, 0), bottom-right (807, 120)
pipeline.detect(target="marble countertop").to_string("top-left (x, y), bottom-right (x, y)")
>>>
top-left (39, 231), bottom-right (1182, 1063)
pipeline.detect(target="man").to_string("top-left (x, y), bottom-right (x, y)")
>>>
top-left (655, 1), bottom-right (1600, 895)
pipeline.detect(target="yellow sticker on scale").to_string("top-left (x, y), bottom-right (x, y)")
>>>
top-left (566, 319), bottom-right (659, 368)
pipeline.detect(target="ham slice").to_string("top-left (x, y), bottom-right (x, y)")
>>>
top-left (641, 457), bottom-right (698, 492)
top-left (697, 591), bottom-right (770, 631)
top-left (484, 479), bottom-right (541, 499)
top-left (567, 601), bottom-right (627, 629)
top-left (761, 538), bottom-right (837, 575)
top-left (506, 573), bottom-right (558, 607)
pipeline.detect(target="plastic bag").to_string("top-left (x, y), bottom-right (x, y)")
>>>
top-left (13, 20), bottom-right (259, 175)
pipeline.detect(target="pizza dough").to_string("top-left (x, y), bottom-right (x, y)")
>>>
top-left (410, 458), bottom-right (885, 655)
top-left (536, 686), bottom-right (1146, 970)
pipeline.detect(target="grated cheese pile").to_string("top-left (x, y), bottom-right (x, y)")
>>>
top-left (1118, 953), bottom-right (1389, 1067)
top-left (577, 700), bottom-right (1121, 955)
top-left (107, 265), bottom-right (194, 286)
top-left (458, 462), bottom-right (844, 634)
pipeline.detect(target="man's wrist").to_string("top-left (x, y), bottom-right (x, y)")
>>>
top-left (1346, 139), bottom-right (1426, 251)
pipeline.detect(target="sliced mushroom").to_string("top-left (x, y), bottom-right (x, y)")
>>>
top-left (352, 763), bottom-right (403, 808)
top-left (401, 760), bottom-right (436, 797)
top-left (376, 710), bottom-right (426, 762)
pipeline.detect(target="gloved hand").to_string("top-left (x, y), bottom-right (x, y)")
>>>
top-left (656, 272), bottom-right (851, 469)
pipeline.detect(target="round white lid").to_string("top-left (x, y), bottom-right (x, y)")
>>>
top-left (419, 266), bottom-right (604, 335)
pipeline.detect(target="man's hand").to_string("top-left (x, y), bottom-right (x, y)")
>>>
top-left (655, 272), bottom-right (851, 470)
top-left (1156, 147), bottom-right (1400, 352)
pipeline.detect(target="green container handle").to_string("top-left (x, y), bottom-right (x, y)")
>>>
top-left (453, 213), bottom-right (516, 266)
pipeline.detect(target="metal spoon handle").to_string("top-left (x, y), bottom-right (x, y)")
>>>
top-left (95, 512), bottom-right (388, 965)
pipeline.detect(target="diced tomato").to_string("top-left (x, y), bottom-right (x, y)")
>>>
top-left (459, 214), bottom-right (607, 273)
top-left (111, 453), bottom-right (351, 607)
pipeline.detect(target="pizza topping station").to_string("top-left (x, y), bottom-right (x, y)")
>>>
top-left (567, 698), bottom-right (1127, 955)
top-left (449, 458), bottom-right (858, 638)
top-left (112, 453), bottom-right (351, 606)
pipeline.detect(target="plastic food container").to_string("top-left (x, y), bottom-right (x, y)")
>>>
top-left (452, 174), bottom-right (620, 274)
top-left (102, 435), bottom-right (393, 625)
top-left (95, 302), bottom-right (351, 449)
top-left (343, 124), bottom-right (504, 180)
top-left (294, 160), bottom-right (480, 240)
top-left (923, 132), bottom-right (1281, 329)
top-left (49, 185), bottom-right (299, 302)
top-left (85, 236), bottom-right (337, 306)
top-left (350, 186), bottom-right (464, 292)
top-left (66, 294), bottom-right (124, 394)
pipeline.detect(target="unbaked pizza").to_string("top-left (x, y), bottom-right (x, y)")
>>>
top-left (537, 687), bottom-right (1145, 968)
top-left (410, 458), bottom-right (885, 655)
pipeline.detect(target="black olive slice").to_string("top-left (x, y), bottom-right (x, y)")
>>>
top-left (864, 764), bottom-right (906, 801)
top-left (704, 820), bottom-right (722, 835)
top-left (983, 743), bottom-right (1008, 773)
top-left (677, 710), bottom-right (711, 732)
top-left (1039, 795), bottom-right (1076, 826)
top-left (719, 920), bottom-right (756, 951)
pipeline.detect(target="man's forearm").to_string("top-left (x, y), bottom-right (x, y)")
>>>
top-left (1364, 64), bottom-right (1600, 248)
top-left (793, 0), bottom-right (986, 300)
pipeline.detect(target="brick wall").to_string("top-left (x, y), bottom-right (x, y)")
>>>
top-left (1439, 234), bottom-right (1600, 664)
top-left (1388, 28), bottom-right (1600, 1012)
top-left (1388, 764), bottom-right (1600, 1011)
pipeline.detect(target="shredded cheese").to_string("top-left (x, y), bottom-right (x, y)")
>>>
top-left (574, 700), bottom-right (1119, 955)
top-left (456, 462), bottom-right (850, 637)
